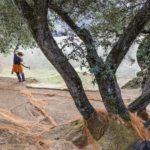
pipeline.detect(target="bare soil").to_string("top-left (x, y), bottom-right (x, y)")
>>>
top-left (0, 77), bottom-right (142, 149)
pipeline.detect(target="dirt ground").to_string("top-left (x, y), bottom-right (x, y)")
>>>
top-left (0, 77), bottom-right (141, 124)
top-left (0, 77), bottom-right (142, 149)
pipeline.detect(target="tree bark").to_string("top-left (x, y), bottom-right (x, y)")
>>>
top-left (49, 3), bottom-right (130, 120)
top-left (13, 0), bottom-right (108, 140)
top-left (142, 66), bottom-right (150, 95)
top-left (96, 73), bottom-right (129, 120)
top-left (128, 66), bottom-right (150, 121)
top-left (140, 66), bottom-right (150, 123)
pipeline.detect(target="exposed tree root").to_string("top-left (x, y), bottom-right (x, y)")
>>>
top-left (20, 90), bottom-right (57, 127)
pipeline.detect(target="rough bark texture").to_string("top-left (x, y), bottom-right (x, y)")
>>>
top-left (85, 110), bottom-right (108, 140)
top-left (13, 0), bottom-right (108, 140)
top-left (142, 66), bottom-right (150, 95)
top-left (49, 3), bottom-right (129, 120)
top-left (97, 74), bottom-right (129, 120)
top-left (128, 66), bottom-right (150, 121)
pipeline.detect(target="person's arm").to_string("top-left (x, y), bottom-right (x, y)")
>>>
top-left (14, 48), bottom-right (17, 53)
top-left (21, 63), bottom-right (30, 69)
top-left (14, 43), bottom-right (19, 53)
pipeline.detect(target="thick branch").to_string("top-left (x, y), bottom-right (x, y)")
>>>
top-left (13, 0), bottom-right (33, 19)
top-left (128, 65), bottom-right (150, 123)
top-left (106, 1), bottom-right (150, 72)
top-left (49, 2), bottom-right (104, 68)
top-left (128, 91), bottom-right (150, 112)
top-left (141, 29), bottom-right (150, 34)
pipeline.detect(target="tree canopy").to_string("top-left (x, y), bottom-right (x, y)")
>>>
top-left (1, 0), bottom-right (149, 54)
top-left (0, 0), bottom-right (33, 52)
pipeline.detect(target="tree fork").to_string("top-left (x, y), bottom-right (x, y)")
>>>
top-left (49, 3), bottom-right (130, 120)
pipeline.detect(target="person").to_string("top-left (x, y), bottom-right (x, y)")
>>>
top-left (11, 48), bottom-right (30, 82)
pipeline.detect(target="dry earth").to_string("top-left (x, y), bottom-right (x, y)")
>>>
top-left (0, 77), bottom-right (142, 150)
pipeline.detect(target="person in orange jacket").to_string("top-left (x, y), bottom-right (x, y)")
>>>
top-left (12, 49), bottom-right (30, 82)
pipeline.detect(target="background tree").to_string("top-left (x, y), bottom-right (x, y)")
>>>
top-left (0, 0), bottom-right (34, 53)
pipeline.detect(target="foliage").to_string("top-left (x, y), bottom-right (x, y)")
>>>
top-left (0, 0), bottom-right (56, 53)
top-left (52, 0), bottom-right (149, 60)
top-left (0, 0), bottom-right (34, 53)
top-left (1, 0), bottom-right (149, 71)
top-left (137, 35), bottom-right (150, 70)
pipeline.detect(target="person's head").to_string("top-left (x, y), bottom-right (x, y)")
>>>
top-left (17, 51), bottom-right (24, 57)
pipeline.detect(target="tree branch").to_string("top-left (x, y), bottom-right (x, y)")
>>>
top-left (128, 91), bottom-right (150, 112)
top-left (13, 0), bottom-right (33, 20)
top-left (105, 1), bottom-right (150, 73)
top-left (128, 65), bottom-right (150, 113)
top-left (141, 29), bottom-right (150, 34)
top-left (48, 2), bottom-right (104, 69)
top-left (33, 0), bottom-right (48, 18)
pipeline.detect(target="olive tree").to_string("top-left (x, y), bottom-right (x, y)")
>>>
top-left (1, 0), bottom-right (150, 139)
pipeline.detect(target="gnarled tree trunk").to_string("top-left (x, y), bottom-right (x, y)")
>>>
top-left (13, 0), bottom-right (108, 140)
top-left (49, 1), bottom-right (150, 121)
top-left (49, 3), bottom-right (129, 120)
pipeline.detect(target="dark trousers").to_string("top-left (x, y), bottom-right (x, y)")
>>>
top-left (16, 72), bottom-right (25, 82)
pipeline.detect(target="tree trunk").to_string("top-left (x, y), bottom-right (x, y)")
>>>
top-left (142, 66), bottom-right (150, 95)
top-left (140, 66), bottom-right (150, 125)
top-left (128, 66), bottom-right (150, 121)
top-left (49, 4), bottom-right (130, 120)
top-left (138, 66), bottom-right (150, 120)
top-left (79, 29), bottom-right (129, 120)
top-left (14, 0), bottom-right (108, 140)
top-left (96, 74), bottom-right (129, 120)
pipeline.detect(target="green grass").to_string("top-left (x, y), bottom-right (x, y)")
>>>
top-left (0, 68), bottom-right (98, 90)
top-left (0, 67), bottom-right (133, 89)
top-left (98, 120), bottom-right (139, 150)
